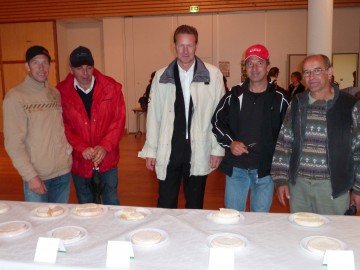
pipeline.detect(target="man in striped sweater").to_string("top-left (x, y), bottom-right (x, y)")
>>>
top-left (271, 54), bottom-right (360, 215)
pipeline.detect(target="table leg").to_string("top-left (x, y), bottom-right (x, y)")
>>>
top-left (135, 111), bottom-right (143, 138)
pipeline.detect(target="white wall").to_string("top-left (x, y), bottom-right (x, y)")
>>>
top-left (56, 7), bottom-right (360, 133)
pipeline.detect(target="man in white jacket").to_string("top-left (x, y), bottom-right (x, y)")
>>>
top-left (139, 25), bottom-right (225, 209)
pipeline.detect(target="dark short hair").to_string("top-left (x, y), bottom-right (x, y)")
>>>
top-left (291, 71), bottom-right (302, 81)
top-left (26, 45), bottom-right (51, 63)
top-left (268, 67), bottom-right (279, 77)
top-left (173, 25), bottom-right (198, 44)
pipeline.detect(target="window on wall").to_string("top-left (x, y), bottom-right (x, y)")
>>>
top-left (332, 53), bottom-right (358, 89)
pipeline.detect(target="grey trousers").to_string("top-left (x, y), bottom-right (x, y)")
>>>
top-left (289, 177), bottom-right (349, 215)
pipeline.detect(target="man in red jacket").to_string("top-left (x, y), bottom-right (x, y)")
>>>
top-left (57, 46), bottom-right (126, 205)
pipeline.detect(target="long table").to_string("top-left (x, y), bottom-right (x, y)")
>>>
top-left (0, 201), bottom-right (359, 269)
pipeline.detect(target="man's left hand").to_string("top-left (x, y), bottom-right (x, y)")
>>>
top-left (210, 155), bottom-right (223, 168)
top-left (92, 146), bottom-right (107, 165)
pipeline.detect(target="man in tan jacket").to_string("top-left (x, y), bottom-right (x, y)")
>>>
top-left (3, 45), bottom-right (72, 203)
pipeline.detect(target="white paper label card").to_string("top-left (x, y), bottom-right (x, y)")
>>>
top-left (106, 241), bottom-right (134, 268)
top-left (324, 250), bottom-right (355, 270)
top-left (34, 237), bottom-right (60, 263)
top-left (208, 248), bottom-right (234, 270)
top-left (58, 240), bottom-right (66, 253)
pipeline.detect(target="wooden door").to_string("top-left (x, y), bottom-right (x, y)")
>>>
top-left (0, 21), bottom-right (58, 132)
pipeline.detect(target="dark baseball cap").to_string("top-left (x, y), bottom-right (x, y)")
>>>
top-left (69, 46), bottom-right (94, 67)
top-left (25, 45), bottom-right (51, 63)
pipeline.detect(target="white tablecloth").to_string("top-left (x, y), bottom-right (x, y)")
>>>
top-left (0, 201), bottom-right (359, 269)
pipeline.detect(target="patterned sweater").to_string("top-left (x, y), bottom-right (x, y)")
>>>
top-left (297, 96), bottom-right (330, 180)
top-left (271, 88), bottom-right (360, 197)
top-left (3, 75), bottom-right (72, 181)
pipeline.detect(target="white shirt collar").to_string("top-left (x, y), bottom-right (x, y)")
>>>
top-left (177, 61), bottom-right (195, 75)
top-left (74, 76), bottom-right (95, 94)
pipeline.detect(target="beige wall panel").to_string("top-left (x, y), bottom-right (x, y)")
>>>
top-left (103, 18), bottom-right (127, 132)
top-left (0, 22), bottom-right (55, 62)
top-left (177, 15), bottom-right (214, 63)
top-left (123, 18), bottom-right (136, 134)
top-left (2, 63), bottom-right (27, 93)
top-left (56, 21), bottom-right (103, 81)
top-left (218, 12), bottom-right (266, 88)
top-left (125, 16), bottom-right (175, 133)
top-left (2, 64), bottom-right (57, 92)
top-left (103, 18), bottom-right (125, 84)
top-left (332, 7), bottom-right (360, 87)
top-left (56, 22), bottom-right (69, 82)
top-left (266, 10), bottom-right (307, 86)
top-left (333, 8), bottom-right (360, 53)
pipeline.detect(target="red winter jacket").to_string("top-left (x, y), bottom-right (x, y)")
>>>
top-left (57, 69), bottom-right (126, 178)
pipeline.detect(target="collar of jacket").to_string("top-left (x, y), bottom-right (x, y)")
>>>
top-left (25, 74), bottom-right (49, 90)
top-left (159, 56), bottom-right (210, 84)
top-left (233, 78), bottom-right (275, 97)
top-left (296, 83), bottom-right (340, 111)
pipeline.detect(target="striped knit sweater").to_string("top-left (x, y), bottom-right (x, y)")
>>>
top-left (271, 88), bottom-right (360, 197)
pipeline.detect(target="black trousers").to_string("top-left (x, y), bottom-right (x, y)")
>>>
top-left (157, 143), bottom-right (207, 209)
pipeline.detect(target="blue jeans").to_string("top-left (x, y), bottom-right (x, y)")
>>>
top-left (225, 167), bottom-right (274, 212)
top-left (72, 167), bottom-right (120, 205)
top-left (23, 173), bottom-right (70, 203)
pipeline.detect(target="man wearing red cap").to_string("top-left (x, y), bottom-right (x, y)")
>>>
top-left (3, 45), bottom-right (73, 203)
top-left (57, 46), bottom-right (126, 205)
top-left (212, 44), bottom-right (290, 212)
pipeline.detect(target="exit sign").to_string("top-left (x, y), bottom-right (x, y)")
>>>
top-left (189, 6), bottom-right (200, 13)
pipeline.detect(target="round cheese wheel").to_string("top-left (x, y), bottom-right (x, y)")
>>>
top-left (0, 222), bottom-right (27, 236)
top-left (293, 212), bottom-right (325, 227)
top-left (74, 203), bottom-right (102, 217)
top-left (131, 230), bottom-right (162, 246)
top-left (52, 227), bottom-right (82, 241)
top-left (119, 208), bottom-right (145, 221)
top-left (212, 209), bottom-right (240, 224)
top-left (211, 235), bottom-right (245, 248)
top-left (307, 237), bottom-right (342, 255)
top-left (36, 205), bottom-right (64, 217)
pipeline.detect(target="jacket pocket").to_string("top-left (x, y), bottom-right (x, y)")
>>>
top-left (155, 143), bottom-right (170, 166)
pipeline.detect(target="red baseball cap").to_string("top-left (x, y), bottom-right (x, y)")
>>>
top-left (244, 44), bottom-right (270, 61)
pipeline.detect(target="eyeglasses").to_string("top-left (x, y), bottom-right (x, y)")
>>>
top-left (302, 68), bottom-right (327, 77)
